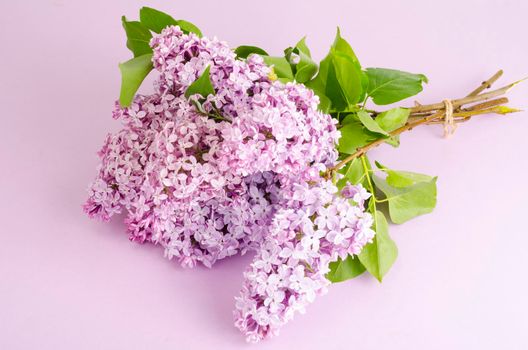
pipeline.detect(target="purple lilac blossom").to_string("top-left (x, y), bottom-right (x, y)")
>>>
top-left (84, 25), bottom-right (375, 342)
top-left (234, 179), bottom-right (374, 342)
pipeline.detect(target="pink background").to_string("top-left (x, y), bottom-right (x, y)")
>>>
top-left (1, 0), bottom-right (527, 349)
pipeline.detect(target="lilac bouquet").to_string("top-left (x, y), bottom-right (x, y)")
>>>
top-left (84, 7), bottom-right (521, 342)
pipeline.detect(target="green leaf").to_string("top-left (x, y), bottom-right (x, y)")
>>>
top-left (331, 52), bottom-right (363, 107)
top-left (357, 110), bottom-right (389, 136)
top-left (305, 29), bottom-right (363, 112)
top-left (295, 36), bottom-right (312, 57)
top-left (291, 37), bottom-right (318, 83)
top-left (261, 56), bottom-right (294, 80)
top-left (295, 51), bottom-right (318, 83)
top-left (332, 27), bottom-right (360, 63)
top-left (337, 115), bottom-right (378, 154)
top-left (185, 65), bottom-right (215, 98)
top-left (375, 161), bottom-right (434, 188)
top-left (375, 108), bottom-right (409, 147)
top-left (119, 54), bottom-right (154, 107)
top-left (139, 7), bottom-right (178, 33)
top-left (358, 211), bottom-right (398, 282)
top-left (176, 19), bottom-right (203, 37)
top-left (359, 71), bottom-right (369, 104)
top-left (234, 45), bottom-right (269, 59)
top-left (375, 107), bottom-right (410, 132)
top-left (139, 7), bottom-right (202, 36)
top-left (336, 155), bottom-right (374, 193)
top-left (317, 95), bottom-right (332, 113)
top-left (121, 16), bottom-right (153, 57)
top-left (372, 173), bottom-right (437, 224)
top-left (305, 54), bottom-right (331, 112)
top-left (295, 54), bottom-right (318, 83)
top-left (323, 56), bottom-right (349, 111)
top-left (327, 255), bottom-right (366, 283)
top-left (365, 68), bottom-right (428, 105)
top-left (337, 158), bottom-right (364, 189)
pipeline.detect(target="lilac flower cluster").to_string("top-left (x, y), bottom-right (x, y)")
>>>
top-left (84, 25), bottom-right (374, 342)
top-left (234, 179), bottom-right (374, 342)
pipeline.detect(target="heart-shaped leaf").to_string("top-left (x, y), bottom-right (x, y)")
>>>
top-left (365, 68), bottom-right (428, 105)
top-left (372, 172), bottom-right (437, 224)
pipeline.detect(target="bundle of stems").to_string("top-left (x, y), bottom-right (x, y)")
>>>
top-left (328, 70), bottom-right (523, 175)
